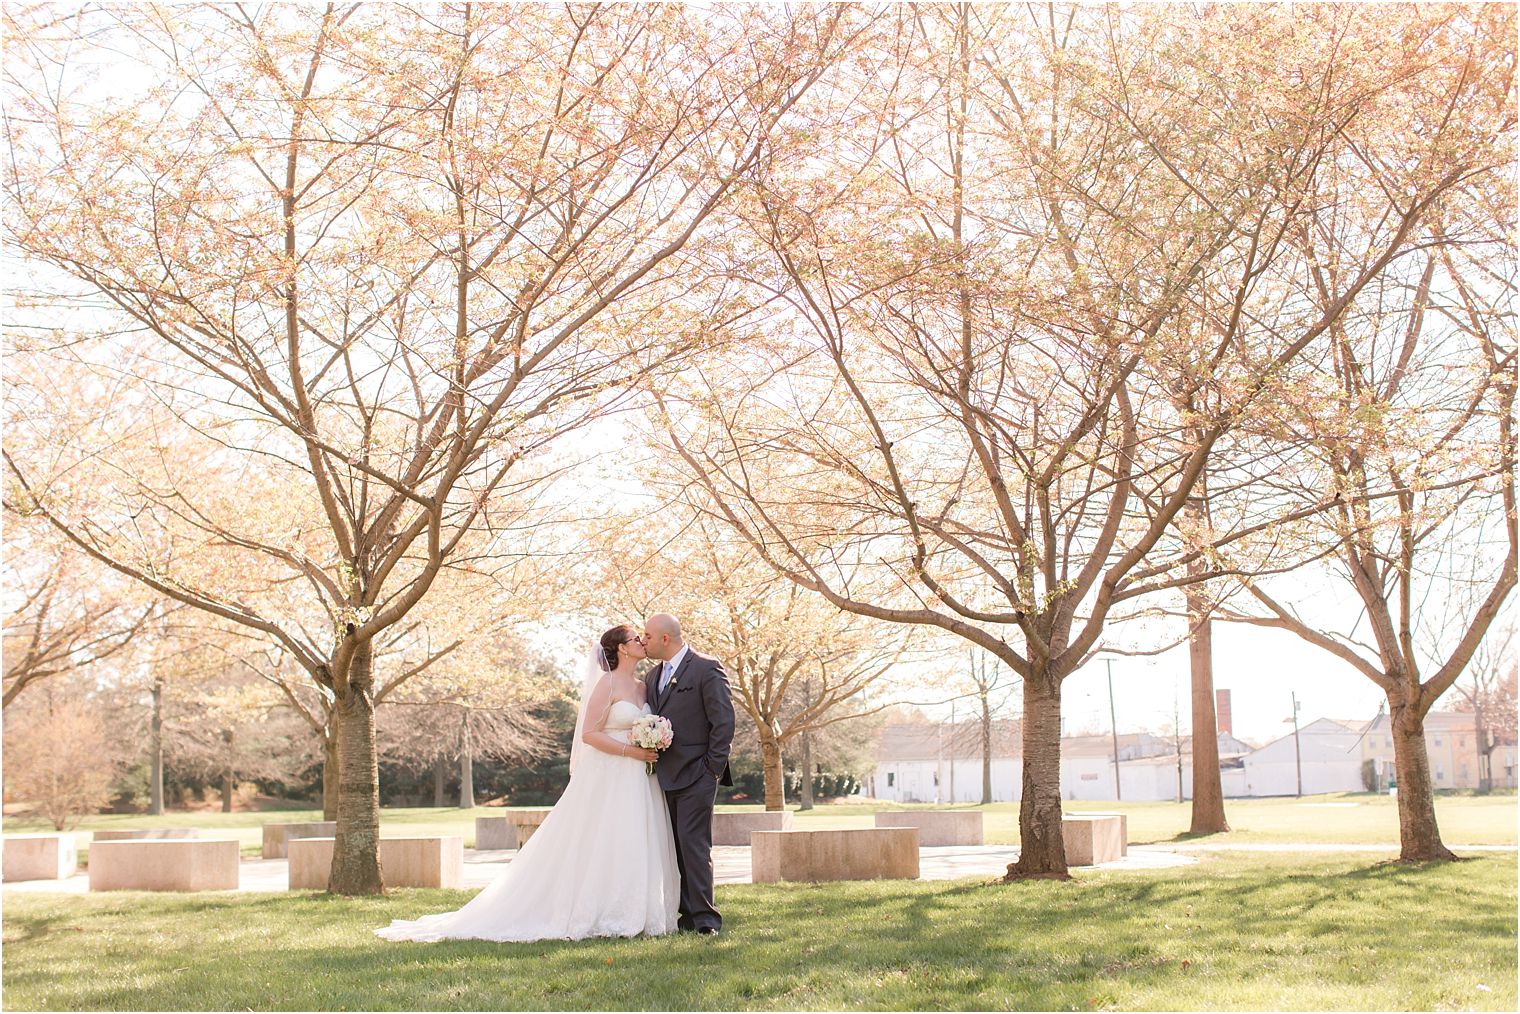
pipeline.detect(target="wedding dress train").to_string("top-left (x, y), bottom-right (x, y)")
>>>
top-left (374, 699), bottom-right (680, 942)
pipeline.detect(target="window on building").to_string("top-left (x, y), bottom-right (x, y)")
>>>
top-left (1434, 737), bottom-right (1442, 747)
top-left (933, 771), bottom-right (939, 786)
top-left (1386, 736), bottom-right (1393, 747)
top-left (1435, 766), bottom-right (1444, 782)
top-left (886, 772), bottom-right (894, 787)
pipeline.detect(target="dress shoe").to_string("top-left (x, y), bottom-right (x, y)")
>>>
top-left (697, 926), bottom-right (720, 936)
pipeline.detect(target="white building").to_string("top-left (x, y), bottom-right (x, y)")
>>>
top-left (1239, 717), bottom-right (1366, 796)
top-left (870, 708), bottom-right (1519, 802)
top-left (1060, 733), bottom-right (1252, 802)
top-left (868, 721), bottom-right (1253, 803)
top-left (867, 720), bottom-right (1022, 803)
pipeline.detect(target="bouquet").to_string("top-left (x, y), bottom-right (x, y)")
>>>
top-left (629, 714), bottom-right (674, 774)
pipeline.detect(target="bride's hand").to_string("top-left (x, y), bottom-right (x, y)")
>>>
top-left (627, 746), bottom-right (659, 763)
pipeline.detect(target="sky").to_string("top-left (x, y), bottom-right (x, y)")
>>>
top-left (10, 8), bottom-right (1508, 752)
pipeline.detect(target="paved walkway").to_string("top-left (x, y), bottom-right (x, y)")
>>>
top-left (1169, 842), bottom-right (1517, 853)
top-left (0, 843), bottom-right (1194, 895)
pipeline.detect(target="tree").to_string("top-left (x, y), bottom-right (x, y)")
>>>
top-left (658, 5), bottom-right (1508, 877)
top-left (961, 648), bottom-right (1020, 806)
top-left (375, 633), bottom-right (563, 808)
top-left (2, 517), bottom-right (155, 708)
top-left (5, 3), bottom-right (859, 892)
top-left (1217, 180), bottom-right (1516, 859)
top-left (3, 682), bottom-right (125, 829)
top-left (164, 677), bottom-right (321, 812)
top-left (1448, 623), bottom-right (1517, 792)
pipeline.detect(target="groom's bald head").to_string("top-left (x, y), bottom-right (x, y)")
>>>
top-left (643, 613), bottom-right (684, 660)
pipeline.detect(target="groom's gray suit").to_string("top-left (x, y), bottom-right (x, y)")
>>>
top-left (646, 646), bottom-right (734, 933)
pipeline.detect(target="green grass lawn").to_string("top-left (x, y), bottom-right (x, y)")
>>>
top-left (828, 792), bottom-right (1520, 847)
top-left (4, 792), bottom-right (1514, 863)
top-left (2, 852), bottom-right (1513, 1011)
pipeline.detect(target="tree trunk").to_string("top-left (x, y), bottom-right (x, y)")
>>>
top-left (148, 677), bottom-right (164, 815)
top-left (1473, 703), bottom-right (1492, 793)
top-left (980, 687), bottom-right (993, 805)
top-left (433, 755), bottom-right (448, 808)
top-left (759, 724), bottom-right (785, 811)
top-left (1005, 671), bottom-right (1069, 880)
top-left (1184, 495), bottom-right (1229, 834)
top-left (458, 708), bottom-right (475, 809)
top-left (328, 638), bottom-right (384, 895)
top-left (798, 729), bottom-right (814, 811)
top-left (220, 728), bottom-right (235, 813)
top-left (1186, 600), bottom-right (1229, 833)
top-left (1389, 697), bottom-right (1458, 862)
top-left (321, 725), bottom-right (338, 821)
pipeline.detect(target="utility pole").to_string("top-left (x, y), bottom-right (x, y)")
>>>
top-left (1107, 658), bottom-right (1122, 801)
top-left (950, 698), bottom-right (956, 804)
top-left (1290, 692), bottom-right (1303, 798)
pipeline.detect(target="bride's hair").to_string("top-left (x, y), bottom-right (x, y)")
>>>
top-left (599, 624), bottom-right (635, 671)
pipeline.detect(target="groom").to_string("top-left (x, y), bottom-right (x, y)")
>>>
top-left (643, 612), bottom-right (735, 936)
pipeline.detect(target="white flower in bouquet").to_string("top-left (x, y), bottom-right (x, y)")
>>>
top-left (630, 714), bottom-right (674, 774)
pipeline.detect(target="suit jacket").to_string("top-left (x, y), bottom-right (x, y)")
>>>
top-left (645, 647), bottom-right (735, 792)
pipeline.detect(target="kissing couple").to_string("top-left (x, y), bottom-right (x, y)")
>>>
top-left (376, 613), bottom-right (736, 941)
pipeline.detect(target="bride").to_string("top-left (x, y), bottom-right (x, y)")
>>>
top-left (374, 624), bottom-right (680, 942)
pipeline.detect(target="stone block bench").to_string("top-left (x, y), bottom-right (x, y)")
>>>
top-left (1082, 813), bottom-right (1128, 856)
top-left (88, 839), bottom-right (240, 891)
top-left (873, 810), bottom-right (984, 846)
top-left (1062, 814), bottom-right (1124, 866)
top-left (91, 828), bottom-right (200, 841)
top-left (288, 836), bottom-right (463, 890)
top-left (3, 835), bottom-right (79, 881)
top-left (712, 810), bottom-right (792, 846)
top-left (474, 810), bottom-right (551, 850)
top-left (751, 828), bottom-right (918, 883)
top-left (261, 821), bottom-right (337, 859)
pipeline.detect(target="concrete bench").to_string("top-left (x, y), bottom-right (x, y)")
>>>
top-left (1083, 812), bottom-right (1128, 856)
top-left (88, 839), bottom-right (239, 891)
top-left (261, 821), bottom-right (337, 859)
top-left (3, 835), bottom-right (79, 881)
top-left (474, 810), bottom-right (551, 850)
top-left (751, 828), bottom-right (919, 883)
top-left (712, 810), bottom-right (792, 845)
top-left (92, 828), bottom-right (200, 841)
top-left (288, 836), bottom-right (463, 890)
top-left (1062, 814), bottom-right (1124, 866)
top-left (873, 810), bottom-right (984, 846)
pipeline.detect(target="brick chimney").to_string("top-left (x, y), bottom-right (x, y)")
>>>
top-left (1215, 689), bottom-right (1233, 737)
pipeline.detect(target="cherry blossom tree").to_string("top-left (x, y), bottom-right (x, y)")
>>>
top-left (657, 3), bottom-right (1513, 877)
top-left (4, 3), bottom-right (861, 892)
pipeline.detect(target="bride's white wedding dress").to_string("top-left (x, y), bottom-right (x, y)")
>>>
top-left (374, 699), bottom-right (680, 942)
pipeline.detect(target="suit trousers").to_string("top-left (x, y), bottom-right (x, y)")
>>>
top-left (665, 773), bottom-right (721, 931)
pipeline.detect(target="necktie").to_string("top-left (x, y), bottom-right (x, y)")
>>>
top-left (660, 662), bottom-right (672, 695)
